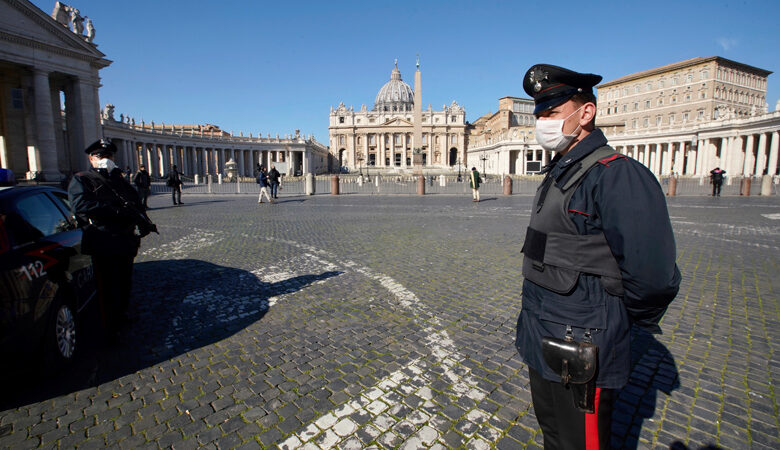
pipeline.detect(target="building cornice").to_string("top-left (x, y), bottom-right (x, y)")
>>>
top-left (597, 57), bottom-right (771, 89)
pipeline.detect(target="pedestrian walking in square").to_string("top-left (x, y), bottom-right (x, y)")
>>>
top-left (166, 165), bottom-right (183, 205)
top-left (268, 164), bottom-right (281, 199)
top-left (469, 167), bottom-right (481, 202)
top-left (133, 164), bottom-right (151, 209)
top-left (257, 166), bottom-right (272, 203)
top-left (710, 167), bottom-right (725, 196)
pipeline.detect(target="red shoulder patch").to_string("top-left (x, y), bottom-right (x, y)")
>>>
top-left (597, 154), bottom-right (626, 167)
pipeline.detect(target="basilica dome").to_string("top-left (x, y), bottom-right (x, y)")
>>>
top-left (374, 61), bottom-right (414, 112)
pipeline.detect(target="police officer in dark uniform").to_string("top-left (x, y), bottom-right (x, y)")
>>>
top-left (68, 139), bottom-right (157, 342)
top-left (516, 64), bottom-right (681, 449)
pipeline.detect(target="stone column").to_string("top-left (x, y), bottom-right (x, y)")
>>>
top-left (731, 136), bottom-right (744, 176)
top-left (32, 69), bottom-right (60, 179)
top-left (755, 133), bottom-right (768, 175)
top-left (743, 134), bottom-right (755, 176)
top-left (71, 77), bottom-right (102, 162)
top-left (687, 144), bottom-right (697, 175)
top-left (767, 131), bottom-right (779, 176)
top-left (674, 141), bottom-right (685, 174)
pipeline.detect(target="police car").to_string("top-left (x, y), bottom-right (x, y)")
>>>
top-left (0, 183), bottom-right (95, 366)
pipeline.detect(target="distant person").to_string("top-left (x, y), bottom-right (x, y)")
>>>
top-left (166, 165), bottom-right (183, 205)
top-left (133, 164), bottom-right (151, 209)
top-left (469, 167), bottom-right (481, 202)
top-left (268, 164), bottom-right (281, 199)
top-left (710, 167), bottom-right (726, 196)
top-left (257, 166), bottom-right (272, 204)
top-left (124, 166), bottom-right (132, 182)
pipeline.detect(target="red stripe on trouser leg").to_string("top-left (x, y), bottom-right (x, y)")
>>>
top-left (585, 387), bottom-right (601, 450)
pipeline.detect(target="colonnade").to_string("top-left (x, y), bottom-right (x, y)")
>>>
top-left (611, 130), bottom-right (780, 177)
top-left (102, 121), bottom-right (330, 178)
top-left (342, 131), bottom-right (464, 169)
top-left (109, 139), bottom-right (302, 178)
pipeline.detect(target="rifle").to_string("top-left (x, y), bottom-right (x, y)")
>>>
top-left (81, 170), bottom-right (159, 237)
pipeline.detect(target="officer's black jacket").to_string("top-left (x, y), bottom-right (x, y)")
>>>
top-left (516, 129), bottom-right (681, 388)
top-left (68, 167), bottom-right (145, 256)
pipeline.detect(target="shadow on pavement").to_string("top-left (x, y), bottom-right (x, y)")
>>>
top-left (610, 327), bottom-right (682, 449)
top-left (0, 259), bottom-right (341, 411)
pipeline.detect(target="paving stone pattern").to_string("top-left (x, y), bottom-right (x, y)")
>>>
top-left (1, 193), bottom-right (778, 449)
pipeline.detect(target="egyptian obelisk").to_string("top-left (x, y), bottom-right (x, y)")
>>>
top-left (413, 55), bottom-right (423, 172)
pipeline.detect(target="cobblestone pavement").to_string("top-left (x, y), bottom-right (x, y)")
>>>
top-left (1, 192), bottom-right (778, 449)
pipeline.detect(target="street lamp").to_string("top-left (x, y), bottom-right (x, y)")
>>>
top-left (357, 155), bottom-right (364, 177)
top-left (480, 152), bottom-right (488, 175)
top-left (457, 157), bottom-right (462, 182)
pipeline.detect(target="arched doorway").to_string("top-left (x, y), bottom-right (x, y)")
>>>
top-left (449, 148), bottom-right (458, 166)
top-left (338, 148), bottom-right (346, 172)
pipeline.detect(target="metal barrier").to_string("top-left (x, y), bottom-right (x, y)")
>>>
top-left (146, 174), bottom-right (778, 197)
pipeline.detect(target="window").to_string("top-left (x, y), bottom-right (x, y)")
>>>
top-left (700, 91), bottom-right (707, 99)
top-left (357, 137), bottom-right (361, 145)
top-left (369, 135), bottom-right (376, 145)
top-left (669, 114), bottom-right (675, 124)
top-left (646, 82), bottom-right (653, 91)
top-left (701, 70), bottom-right (709, 80)
top-left (14, 193), bottom-right (72, 241)
top-left (356, 119), bottom-right (361, 124)
top-left (422, 134), bottom-right (427, 145)
top-left (632, 119), bottom-right (637, 128)
top-left (671, 96), bottom-right (677, 104)
top-left (339, 136), bottom-right (345, 145)
top-left (451, 135), bottom-right (458, 144)
top-left (394, 134), bottom-right (401, 145)
top-left (659, 80), bottom-right (665, 88)
top-left (633, 102), bottom-right (638, 111)
top-left (643, 118), bottom-right (649, 127)
top-left (339, 117), bottom-right (344, 124)
top-left (622, 105), bottom-right (627, 113)
top-left (686, 74), bottom-right (693, 83)
top-left (634, 85), bottom-right (641, 93)
top-left (656, 116), bottom-right (662, 126)
top-left (658, 98), bottom-right (664, 106)
top-left (645, 100), bottom-right (651, 109)
top-left (682, 112), bottom-right (689, 122)
top-left (698, 110), bottom-right (705, 120)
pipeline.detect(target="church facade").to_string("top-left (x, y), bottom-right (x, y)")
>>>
top-left (329, 61), bottom-right (467, 173)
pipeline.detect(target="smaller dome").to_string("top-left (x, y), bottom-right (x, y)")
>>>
top-left (374, 60), bottom-right (415, 112)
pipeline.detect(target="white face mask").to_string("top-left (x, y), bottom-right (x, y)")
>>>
top-left (534, 106), bottom-right (584, 152)
top-left (94, 157), bottom-right (118, 172)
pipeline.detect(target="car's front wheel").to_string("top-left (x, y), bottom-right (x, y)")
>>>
top-left (47, 299), bottom-right (77, 363)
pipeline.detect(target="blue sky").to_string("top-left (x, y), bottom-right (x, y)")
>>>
top-left (32, 0), bottom-right (780, 144)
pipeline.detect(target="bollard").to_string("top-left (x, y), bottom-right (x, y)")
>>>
top-left (667, 176), bottom-right (677, 196)
top-left (439, 175), bottom-right (446, 187)
top-left (741, 177), bottom-right (751, 196)
top-left (207, 174), bottom-right (212, 193)
top-left (218, 174), bottom-right (222, 184)
top-left (761, 174), bottom-right (772, 196)
top-left (331, 175), bottom-right (340, 195)
top-left (503, 175), bottom-right (513, 195)
top-left (194, 174), bottom-right (200, 185)
top-left (305, 173), bottom-right (315, 195)
top-left (417, 175), bottom-right (425, 195)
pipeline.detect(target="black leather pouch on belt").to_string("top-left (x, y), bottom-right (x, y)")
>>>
top-left (541, 336), bottom-right (599, 413)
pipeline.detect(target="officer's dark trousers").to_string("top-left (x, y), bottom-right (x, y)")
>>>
top-left (91, 255), bottom-right (134, 336)
top-left (529, 367), bottom-right (614, 450)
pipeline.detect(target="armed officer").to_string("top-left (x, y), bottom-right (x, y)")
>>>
top-left (515, 64), bottom-right (681, 449)
top-left (68, 139), bottom-right (157, 342)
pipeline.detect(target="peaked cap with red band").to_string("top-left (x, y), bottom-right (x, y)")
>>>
top-left (523, 64), bottom-right (602, 115)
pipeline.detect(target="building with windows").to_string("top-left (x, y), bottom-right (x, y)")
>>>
top-left (329, 61), bottom-right (467, 172)
top-left (0, 0), bottom-right (111, 181)
top-left (596, 56), bottom-right (771, 133)
top-left (465, 97), bottom-right (542, 174)
top-left (468, 57), bottom-right (780, 179)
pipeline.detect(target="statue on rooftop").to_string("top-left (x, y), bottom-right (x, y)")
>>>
top-left (85, 17), bottom-right (95, 42)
